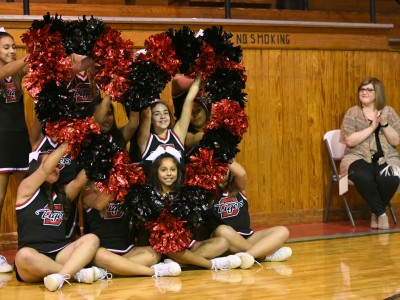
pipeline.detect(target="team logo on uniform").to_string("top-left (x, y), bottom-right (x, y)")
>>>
top-left (214, 197), bottom-right (244, 219)
top-left (4, 77), bottom-right (17, 103)
top-left (103, 203), bottom-right (124, 219)
top-left (35, 204), bottom-right (65, 226)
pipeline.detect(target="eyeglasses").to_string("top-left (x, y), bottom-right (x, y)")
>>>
top-left (359, 88), bottom-right (375, 94)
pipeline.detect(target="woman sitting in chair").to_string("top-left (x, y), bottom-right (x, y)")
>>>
top-left (340, 77), bottom-right (400, 230)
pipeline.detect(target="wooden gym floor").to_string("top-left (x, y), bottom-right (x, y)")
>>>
top-left (1, 219), bottom-right (400, 299)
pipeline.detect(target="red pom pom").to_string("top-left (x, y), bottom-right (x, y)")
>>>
top-left (146, 208), bottom-right (192, 254)
top-left (138, 32), bottom-right (181, 81)
top-left (92, 26), bottom-right (134, 101)
top-left (94, 151), bottom-right (146, 201)
top-left (22, 24), bottom-right (72, 98)
top-left (45, 117), bottom-right (101, 159)
top-left (188, 42), bottom-right (218, 81)
top-left (205, 100), bottom-right (249, 139)
top-left (184, 149), bottom-right (228, 194)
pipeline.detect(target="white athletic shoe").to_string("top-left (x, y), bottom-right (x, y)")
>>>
top-left (235, 252), bottom-right (255, 269)
top-left (151, 261), bottom-right (181, 278)
top-left (44, 273), bottom-right (71, 292)
top-left (93, 266), bottom-right (112, 281)
top-left (74, 267), bottom-right (95, 284)
top-left (264, 247), bottom-right (292, 262)
top-left (0, 255), bottom-right (13, 273)
top-left (211, 255), bottom-right (241, 270)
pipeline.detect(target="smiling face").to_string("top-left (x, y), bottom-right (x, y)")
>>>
top-left (190, 101), bottom-right (208, 131)
top-left (151, 103), bottom-right (170, 132)
top-left (0, 35), bottom-right (16, 66)
top-left (157, 157), bottom-right (178, 194)
top-left (358, 83), bottom-right (376, 108)
top-left (100, 106), bottom-right (114, 132)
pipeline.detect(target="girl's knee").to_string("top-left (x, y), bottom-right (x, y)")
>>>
top-left (278, 226), bottom-right (290, 240)
top-left (214, 225), bottom-right (235, 238)
top-left (80, 233), bottom-right (100, 248)
top-left (15, 248), bottom-right (37, 265)
top-left (212, 236), bottom-right (229, 249)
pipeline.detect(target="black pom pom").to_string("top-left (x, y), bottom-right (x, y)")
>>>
top-left (36, 81), bottom-right (81, 122)
top-left (170, 186), bottom-right (212, 229)
top-left (200, 128), bottom-right (240, 162)
top-left (31, 13), bottom-right (65, 33)
top-left (166, 26), bottom-right (202, 74)
top-left (77, 133), bottom-right (122, 182)
top-left (205, 68), bottom-right (247, 108)
top-left (202, 26), bottom-right (242, 63)
top-left (123, 61), bottom-right (169, 111)
top-left (62, 16), bottom-right (106, 56)
top-left (123, 184), bottom-right (164, 225)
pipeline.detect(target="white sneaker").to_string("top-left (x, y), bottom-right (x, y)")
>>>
top-left (74, 267), bottom-right (95, 284)
top-left (151, 261), bottom-right (181, 278)
top-left (0, 255), bottom-right (13, 273)
top-left (235, 252), bottom-right (255, 269)
top-left (44, 273), bottom-right (71, 292)
top-left (93, 266), bottom-right (112, 280)
top-left (211, 255), bottom-right (241, 270)
top-left (264, 247), bottom-right (292, 262)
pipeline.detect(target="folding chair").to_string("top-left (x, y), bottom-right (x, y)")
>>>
top-left (323, 129), bottom-right (398, 227)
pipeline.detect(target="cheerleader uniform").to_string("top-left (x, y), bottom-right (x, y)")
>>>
top-left (33, 135), bottom-right (79, 241)
top-left (84, 201), bottom-right (133, 254)
top-left (209, 191), bottom-right (254, 237)
top-left (0, 76), bottom-right (30, 172)
top-left (141, 129), bottom-right (185, 176)
top-left (67, 71), bottom-right (101, 118)
top-left (33, 135), bottom-right (77, 185)
top-left (16, 190), bottom-right (68, 253)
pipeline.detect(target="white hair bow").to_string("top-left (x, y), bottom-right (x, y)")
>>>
top-left (0, 27), bottom-right (5, 32)
top-left (145, 146), bottom-right (182, 163)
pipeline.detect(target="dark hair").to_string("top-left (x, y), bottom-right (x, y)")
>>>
top-left (217, 169), bottom-right (236, 198)
top-left (150, 100), bottom-right (174, 133)
top-left (148, 153), bottom-right (184, 194)
top-left (357, 77), bottom-right (386, 110)
top-left (26, 155), bottom-right (71, 216)
top-left (188, 97), bottom-right (211, 134)
top-left (0, 32), bottom-right (23, 100)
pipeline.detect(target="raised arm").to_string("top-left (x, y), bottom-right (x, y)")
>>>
top-left (16, 141), bottom-right (69, 205)
top-left (120, 109), bottom-right (139, 143)
top-left (81, 184), bottom-right (114, 211)
top-left (173, 75), bottom-right (201, 142)
top-left (64, 169), bottom-right (88, 201)
top-left (0, 55), bottom-right (28, 80)
top-left (136, 108), bottom-right (152, 154)
top-left (93, 94), bottom-right (111, 125)
top-left (229, 160), bottom-right (248, 195)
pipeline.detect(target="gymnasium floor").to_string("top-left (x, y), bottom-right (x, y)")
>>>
top-left (1, 219), bottom-right (399, 299)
